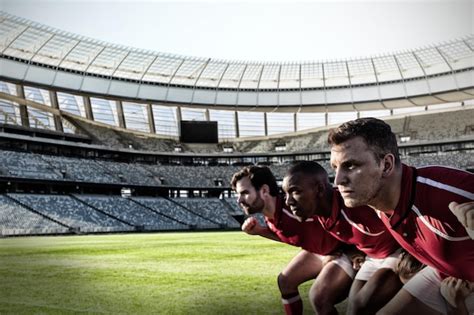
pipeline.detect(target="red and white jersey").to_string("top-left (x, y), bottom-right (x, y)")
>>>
top-left (379, 164), bottom-right (474, 281)
top-left (265, 196), bottom-right (342, 255)
top-left (316, 189), bottom-right (400, 259)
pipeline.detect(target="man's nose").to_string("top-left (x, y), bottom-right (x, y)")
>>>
top-left (334, 169), bottom-right (346, 186)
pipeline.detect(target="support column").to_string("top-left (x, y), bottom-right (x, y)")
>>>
top-left (49, 90), bottom-right (64, 132)
top-left (293, 112), bottom-right (297, 132)
top-left (147, 104), bottom-right (156, 134)
top-left (234, 111), bottom-right (240, 138)
top-left (116, 100), bottom-right (126, 128)
top-left (83, 96), bottom-right (94, 120)
top-left (176, 106), bottom-right (182, 137)
top-left (15, 85), bottom-right (30, 127)
top-left (264, 112), bottom-right (268, 136)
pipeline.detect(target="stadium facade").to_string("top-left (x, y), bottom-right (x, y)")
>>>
top-left (1, 12), bottom-right (473, 139)
top-left (0, 12), bottom-right (473, 236)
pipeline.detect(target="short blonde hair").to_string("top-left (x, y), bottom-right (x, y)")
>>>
top-left (396, 251), bottom-right (425, 281)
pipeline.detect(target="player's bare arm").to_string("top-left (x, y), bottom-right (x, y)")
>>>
top-left (440, 277), bottom-right (472, 315)
top-left (449, 201), bottom-right (474, 238)
top-left (241, 217), bottom-right (281, 242)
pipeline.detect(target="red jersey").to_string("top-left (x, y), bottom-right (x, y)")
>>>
top-left (265, 196), bottom-right (342, 255)
top-left (316, 189), bottom-right (400, 259)
top-left (379, 164), bottom-right (474, 281)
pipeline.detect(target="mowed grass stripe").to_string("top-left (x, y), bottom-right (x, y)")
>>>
top-left (0, 232), bottom-right (346, 314)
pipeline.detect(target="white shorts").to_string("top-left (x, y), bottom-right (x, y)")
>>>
top-left (355, 250), bottom-right (401, 281)
top-left (329, 253), bottom-right (357, 279)
top-left (404, 266), bottom-right (474, 314)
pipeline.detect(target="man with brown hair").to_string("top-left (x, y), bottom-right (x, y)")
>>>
top-left (328, 117), bottom-right (474, 314)
top-left (282, 161), bottom-right (403, 315)
top-left (231, 166), bottom-right (355, 315)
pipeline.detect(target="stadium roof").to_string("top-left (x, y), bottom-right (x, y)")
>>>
top-left (1, 11), bottom-right (473, 112)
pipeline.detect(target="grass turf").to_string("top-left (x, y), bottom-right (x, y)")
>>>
top-left (0, 231), bottom-right (347, 314)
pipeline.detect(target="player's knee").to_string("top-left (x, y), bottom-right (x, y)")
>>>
top-left (277, 272), bottom-right (296, 293)
top-left (277, 273), bottom-right (288, 292)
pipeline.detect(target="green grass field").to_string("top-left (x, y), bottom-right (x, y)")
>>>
top-left (0, 231), bottom-right (347, 314)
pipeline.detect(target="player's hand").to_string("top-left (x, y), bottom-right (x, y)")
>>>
top-left (440, 277), bottom-right (473, 308)
top-left (241, 217), bottom-right (264, 235)
top-left (449, 201), bottom-right (474, 230)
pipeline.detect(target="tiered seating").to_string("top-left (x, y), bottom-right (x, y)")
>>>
top-left (63, 107), bottom-right (474, 154)
top-left (175, 198), bottom-right (240, 228)
top-left (69, 117), bottom-right (129, 149)
top-left (129, 136), bottom-right (177, 152)
top-left (67, 115), bottom-right (179, 151)
top-left (145, 165), bottom-right (233, 187)
top-left (222, 198), bottom-right (244, 215)
top-left (41, 155), bottom-right (119, 183)
top-left (181, 143), bottom-right (222, 154)
top-left (8, 194), bottom-right (132, 233)
top-left (77, 195), bottom-right (186, 231)
top-left (95, 160), bottom-right (160, 186)
top-left (407, 108), bottom-right (474, 141)
top-left (284, 133), bottom-right (317, 153)
top-left (133, 197), bottom-right (219, 229)
top-left (0, 195), bottom-right (69, 235)
top-left (233, 139), bottom-right (276, 153)
top-left (385, 116), bottom-right (407, 135)
top-left (0, 150), bottom-right (62, 180)
top-left (402, 151), bottom-right (474, 169)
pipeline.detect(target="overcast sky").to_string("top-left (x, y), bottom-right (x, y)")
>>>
top-left (2, 0), bottom-right (473, 62)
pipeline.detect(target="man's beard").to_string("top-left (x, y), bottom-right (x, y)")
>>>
top-left (241, 196), bottom-right (265, 215)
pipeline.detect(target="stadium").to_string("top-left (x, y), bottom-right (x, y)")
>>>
top-left (0, 3), bottom-right (473, 314)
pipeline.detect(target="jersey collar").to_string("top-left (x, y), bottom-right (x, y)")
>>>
top-left (387, 164), bottom-right (418, 228)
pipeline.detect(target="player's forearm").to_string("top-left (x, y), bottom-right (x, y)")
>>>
top-left (448, 300), bottom-right (468, 315)
top-left (257, 228), bottom-right (282, 242)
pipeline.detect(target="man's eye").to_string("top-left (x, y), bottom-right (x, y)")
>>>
top-left (345, 163), bottom-right (356, 170)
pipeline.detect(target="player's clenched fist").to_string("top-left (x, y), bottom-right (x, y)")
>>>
top-left (440, 276), bottom-right (473, 309)
top-left (241, 217), bottom-right (264, 235)
top-left (449, 201), bottom-right (474, 231)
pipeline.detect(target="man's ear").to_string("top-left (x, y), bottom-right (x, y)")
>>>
top-left (382, 154), bottom-right (396, 177)
top-left (260, 184), bottom-right (270, 197)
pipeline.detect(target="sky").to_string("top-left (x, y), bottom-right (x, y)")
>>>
top-left (2, 0), bottom-right (473, 62)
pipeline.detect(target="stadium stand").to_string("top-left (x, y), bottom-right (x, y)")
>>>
top-left (0, 13), bottom-right (472, 237)
top-left (75, 195), bottom-right (187, 231)
top-left (62, 107), bottom-right (474, 154)
top-left (7, 193), bottom-right (133, 233)
top-left (0, 150), bottom-right (62, 180)
top-left (0, 194), bottom-right (69, 236)
top-left (174, 198), bottom-right (240, 228)
top-left (0, 143), bottom-right (471, 189)
top-left (132, 197), bottom-right (219, 229)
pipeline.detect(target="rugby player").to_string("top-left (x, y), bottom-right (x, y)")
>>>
top-left (328, 117), bottom-right (474, 314)
top-left (231, 166), bottom-right (356, 315)
top-left (282, 161), bottom-right (403, 315)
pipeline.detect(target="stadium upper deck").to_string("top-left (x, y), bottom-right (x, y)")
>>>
top-left (1, 12), bottom-right (472, 111)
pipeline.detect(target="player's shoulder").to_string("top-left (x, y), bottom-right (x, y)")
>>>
top-left (415, 165), bottom-right (473, 197)
top-left (416, 165), bottom-right (471, 175)
top-left (416, 165), bottom-right (473, 183)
